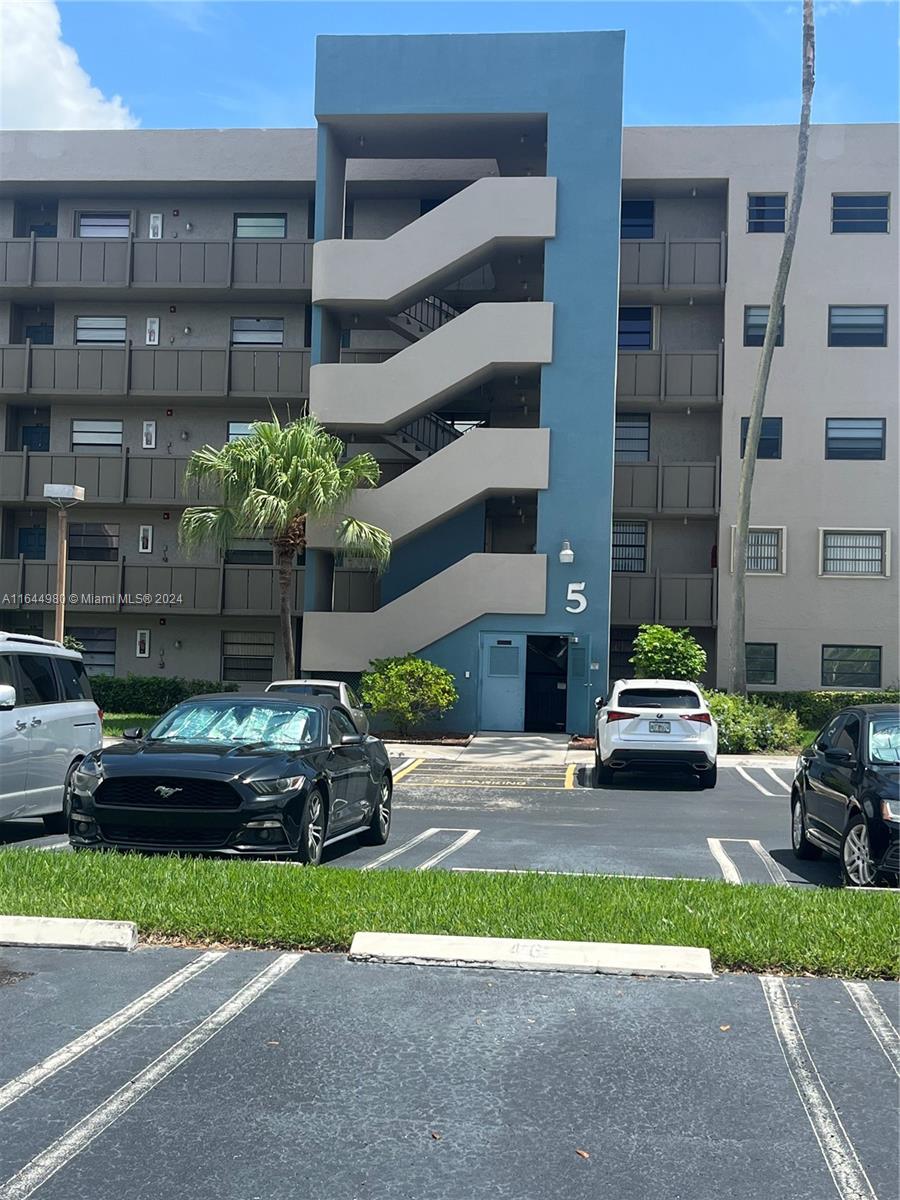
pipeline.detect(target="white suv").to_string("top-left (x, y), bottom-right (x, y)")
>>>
top-left (0, 633), bottom-right (102, 830)
top-left (594, 678), bottom-right (718, 788)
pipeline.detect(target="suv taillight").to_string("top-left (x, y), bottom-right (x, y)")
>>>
top-left (683, 712), bottom-right (711, 725)
top-left (97, 707), bottom-right (104, 721)
top-left (606, 710), bottom-right (632, 722)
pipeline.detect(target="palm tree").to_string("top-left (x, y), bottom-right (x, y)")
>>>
top-left (730, 0), bottom-right (815, 694)
top-left (179, 414), bottom-right (391, 677)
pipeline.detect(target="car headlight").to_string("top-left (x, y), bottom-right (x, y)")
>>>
top-left (73, 758), bottom-right (103, 785)
top-left (881, 799), bottom-right (900, 824)
top-left (248, 776), bottom-right (306, 796)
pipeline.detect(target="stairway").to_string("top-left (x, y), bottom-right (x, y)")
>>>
top-left (387, 296), bottom-right (461, 343)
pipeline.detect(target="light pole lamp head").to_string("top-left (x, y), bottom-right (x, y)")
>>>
top-left (43, 483), bottom-right (85, 506)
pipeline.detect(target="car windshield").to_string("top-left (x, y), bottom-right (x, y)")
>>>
top-left (617, 688), bottom-right (701, 710)
top-left (867, 716), bottom-right (900, 765)
top-left (270, 684), bottom-right (339, 699)
top-left (148, 701), bottom-right (322, 747)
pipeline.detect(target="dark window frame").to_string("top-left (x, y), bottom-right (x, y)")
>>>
top-left (13, 653), bottom-right (61, 705)
top-left (821, 530), bottom-right (887, 577)
top-left (230, 316), bottom-right (285, 347)
top-left (612, 521), bottom-right (648, 573)
top-left (746, 642), bottom-right (777, 686)
top-left (617, 306), bottom-right (654, 351)
top-left (620, 199), bottom-right (655, 240)
top-left (831, 193), bottom-right (890, 235)
top-left (827, 305), bottom-right (888, 348)
top-left (75, 211), bottom-right (131, 239)
top-left (740, 416), bottom-right (783, 460)
top-left (821, 645), bottom-right (882, 689)
top-left (824, 417), bottom-right (886, 461)
top-left (747, 193), bottom-right (786, 233)
top-left (743, 305), bottom-right (784, 347)
top-left (74, 316), bottom-right (127, 345)
top-left (221, 630), bottom-right (275, 684)
top-left (615, 413), bottom-right (651, 462)
top-left (233, 212), bottom-right (287, 240)
top-left (67, 522), bottom-right (120, 563)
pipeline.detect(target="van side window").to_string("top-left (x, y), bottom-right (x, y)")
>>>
top-left (0, 655), bottom-right (14, 689)
top-left (15, 655), bottom-right (60, 705)
top-left (55, 658), bottom-right (93, 702)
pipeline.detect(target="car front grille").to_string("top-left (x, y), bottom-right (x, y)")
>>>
top-left (94, 777), bottom-right (243, 810)
top-left (99, 824), bottom-right (230, 848)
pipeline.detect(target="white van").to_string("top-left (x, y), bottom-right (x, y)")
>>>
top-left (0, 632), bottom-right (103, 830)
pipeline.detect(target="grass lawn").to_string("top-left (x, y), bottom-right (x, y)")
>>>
top-left (102, 713), bottom-right (156, 738)
top-left (1, 850), bottom-right (897, 978)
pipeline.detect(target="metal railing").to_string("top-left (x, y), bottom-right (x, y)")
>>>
top-left (610, 570), bottom-right (717, 627)
top-left (397, 412), bottom-right (462, 456)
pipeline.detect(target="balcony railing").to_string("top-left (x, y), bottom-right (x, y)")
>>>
top-left (610, 570), bottom-right (717, 627)
top-left (0, 449), bottom-right (211, 506)
top-left (0, 236), bottom-right (313, 290)
top-left (616, 348), bottom-right (723, 404)
top-left (0, 343), bottom-right (310, 398)
top-left (619, 235), bottom-right (726, 290)
top-left (613, 459), bottom-right (720, 516)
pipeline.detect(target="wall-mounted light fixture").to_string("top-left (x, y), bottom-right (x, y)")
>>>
top-left (182, 325), bottom-right (192, 335)
top-left (559, 539), bottom-right (575, 565)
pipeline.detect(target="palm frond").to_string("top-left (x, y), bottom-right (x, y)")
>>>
top-left (337, 518), bottom-right (393, 572)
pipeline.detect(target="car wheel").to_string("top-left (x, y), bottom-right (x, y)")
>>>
top-left (362, 775), bottom-right (392, 846)
top-left (840, 813), bottom-right (877, 887)
top-left (593, 750), bottom-right (615, 786)
top-left (296, 789), bottom-right (326, 865)
top-left (43, 763), bottom-right (76, 834)
top-left (791, 793), bottom-right (821, 860)
top-left (699, 764), bottom-right (718, 789)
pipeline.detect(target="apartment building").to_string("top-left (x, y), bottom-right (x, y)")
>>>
top-left (0, 33), bottom-right (895, 734)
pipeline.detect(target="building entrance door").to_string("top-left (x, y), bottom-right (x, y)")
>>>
top-left (479, 633), bottom-right (526, 731)
top-left (524, 635), bottom-right (568, 732)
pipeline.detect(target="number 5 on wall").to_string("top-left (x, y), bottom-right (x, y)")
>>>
top-left (565, 581), bottom-right (588, 614)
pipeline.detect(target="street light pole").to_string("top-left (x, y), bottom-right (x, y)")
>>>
top-left (44, 483), bottom-right (84, 644)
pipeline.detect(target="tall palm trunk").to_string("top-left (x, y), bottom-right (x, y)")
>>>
top-left (276, 547), bottom-right (297, 677)
top-left (730, 0), bottom-right (815, 694)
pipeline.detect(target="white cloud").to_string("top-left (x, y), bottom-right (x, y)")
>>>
top-left (0, 0), bottom-right (139, 130)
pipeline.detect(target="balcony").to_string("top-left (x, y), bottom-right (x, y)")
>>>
top-left (301, 553), bottom-right (547, 672)
top-left (0, 559), bottom-right (305, 616)
top-left (0, 344), bottom-right (309, 399)
top-left (0, 450), bottom-right (210, 506)
top-left (610, 570), bottom-right (717, 627)
top-left (619, 236), bottom-right (726, 301)
top-left (616, 348), bottom-right (722, 409)
top-left (613, 460), bottom-right (720, 517)
top-left (313, 176), bottom-right (557, 311)
top-left (310, 302), bottom-right (553, 431)
top-left (0, 237), bottom-right (313, 297)
top-left (307, 428), bottom-right (550, 548)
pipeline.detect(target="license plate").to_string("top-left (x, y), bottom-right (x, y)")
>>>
top-left (649, 720), bottom-right (671, 734)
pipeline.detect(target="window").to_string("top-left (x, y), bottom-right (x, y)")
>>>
top-left (833, 715), bottom-right (860, 755)
top-left (746, 643), bottom-right (777, 685)
top-left (306, 199), bottom-right (316, 241)
top-left (743, 305), bottom-right (784, 347)
top-left (72, 419), bottom-right (123, 451)
top-left (66, 627), bottom-right (116, 676)
top-left (732, 527), bottom-right (784, 573)
top-left (329, 708), bottom-right (357, 743)
top-left (740, 417), bottom-right (782, 459)
top-left (227, 421), bottom-right (254, 442)
top-left (75, 316), bottom-right (127, 345)
top-left (831, 194), bottom-right (890, 234)
top-left (231, 318), bottom-right (284, 346)
top-left (234, 213), bottom-right (287, 239)
top-left (617, 687), bottom-right (701, 710)
top-left (612, 521), bottom-right (647, 573)
top-left (138, 525), bottom-right (153, 554)
top-left (821, 530), bottom-right (888, 577)
top-left (221, 631), bottom-right (275, 682)
top-left (822, 645), bottom-right (881, 688)
top-left (225, 538), bottom-right (272, 565)
top-left (78, 212), bottom-right (130, 238)
top-left (828, 306), bottom-right (887, 347)
top-left (608, 629), bottom-right (635, 680)
top-left (747, 194), bottom-right (786, 233)
top-left (620, 199), bottom-right (654, 239)
top-left (14, 654), bottom-right (60, 704)
top-left (488, 644), bottom-right (520, 676)
top-left (55, 657), bottom-right (93, 702)
top-left (618, 307), bottom-right (653, 350)
top-left (615, 414), bottom-right (650, 462)
top-left (68, 523), bottom-right (119, 563)
top-left (135, 629), bottom-right (150, 659)
top-left (825, 418), bottom-right (886, 460)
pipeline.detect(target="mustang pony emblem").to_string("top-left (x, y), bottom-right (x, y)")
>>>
top-left (155, 785), bottom-right (183, 798)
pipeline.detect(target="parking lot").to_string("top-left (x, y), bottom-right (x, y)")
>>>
top-left (0, 758), bottom-right (843, 888)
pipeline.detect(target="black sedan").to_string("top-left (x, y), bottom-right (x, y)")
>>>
top-left (791, 704), bottom-right (899, 887)
top-left (69, 694), bottom-right (393, 863)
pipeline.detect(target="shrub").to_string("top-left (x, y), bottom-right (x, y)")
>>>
top-left (359, 655), bottom-right (459, 736)
top-left (91, 674), bottom-right (237, 715)
top-left (629, 625), bottom-right (707, 682)
top-left (704, 690), bottom-right (801, 753)
top-left (62, 634), bottom-right (84, 652)
top-left (753, 689), bottom-right (900, 730)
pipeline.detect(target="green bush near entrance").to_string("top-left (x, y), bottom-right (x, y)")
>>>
top-left (703, 690), bottom-right (801, 754)
top-left (360, 655), bottom-right (458, 736)
top-left (753, 689), bottom-right (900, 731)
top-left (629, 624), bottom-right (707, 682)
top-left (91, 674), bottom-right (237, 716)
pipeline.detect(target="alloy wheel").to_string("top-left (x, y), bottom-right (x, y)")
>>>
top-left (307, 794), bottom-right (324, 859)
top-left (378, 780), bottom-right (391, 838)
top-left (843, 822), bottom-right (876, 887)
top-left (791, 800), bottom-right (804, 850)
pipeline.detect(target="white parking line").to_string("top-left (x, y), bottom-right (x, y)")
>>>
top-left (843, 980), bottom-right (900, 1077)
top-left (735, 765), bottom-right (778, 797)
top-left (707, 837), bottom-right (742, 883)
top-left (748, 838), bottom-right (791, 886)
top-left (360, 827), bottom-right (442, 870)
top-left (0, 953), bottom-right (301, 1200)
top-left (0, 951), bottom-right (225, 1115)
top-left (416, 829), bottom-right (480, 871)
top-left (760, 976), bottom-right (877, 1200)
top-left (764, 767), bottom-right (793, 793)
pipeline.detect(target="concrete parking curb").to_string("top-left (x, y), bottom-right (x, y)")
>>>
top-left (0, 914), bottom-right (138, 952)
top-left (348, 932), bottom-right (714, 979)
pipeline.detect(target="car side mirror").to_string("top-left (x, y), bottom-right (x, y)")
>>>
top-left (341, 733), bottom-right (365, 746)
top-left (123, 727), bottom-right (144, 740)
top-left (594, 696), bottom-right (605, 710)
top-left (0, 684), bottom-right (16, 711)
top-left (824, 747), bottom-right (854, 765)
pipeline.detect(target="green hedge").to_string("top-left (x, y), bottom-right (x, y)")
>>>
top-left (91, 674), bottom-right (237, 715)
top-left (704, 691), bottom-right (801, 754)
top-left (751, 690), bottom-right (899, 730)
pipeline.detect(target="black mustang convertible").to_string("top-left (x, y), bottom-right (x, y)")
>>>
top-left (69, 694), bottom-right (393, 863)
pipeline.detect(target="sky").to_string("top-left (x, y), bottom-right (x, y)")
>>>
top-left (0, 0), bottom-right (897, 131)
